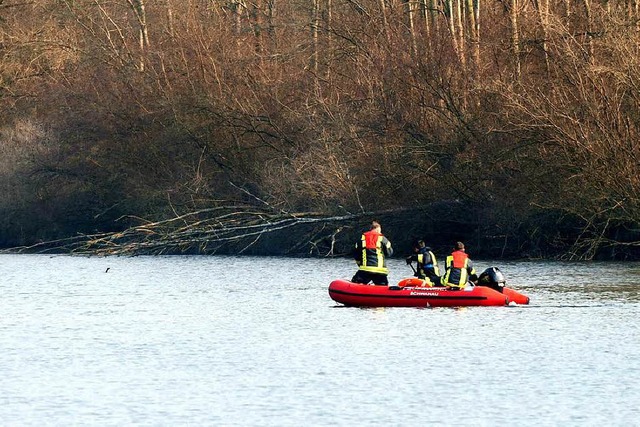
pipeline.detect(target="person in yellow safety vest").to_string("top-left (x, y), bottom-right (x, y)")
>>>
top-left (405, 240), bottom-right (441, 286)
top-left (442, 241), bottom-right (478, 289)
top-left (351, 221), bottom-right (393, 286)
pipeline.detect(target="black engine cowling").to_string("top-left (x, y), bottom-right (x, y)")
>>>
top-left (477, 267), bottom-right (506, 292)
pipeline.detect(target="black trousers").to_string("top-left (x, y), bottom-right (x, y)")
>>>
top-left (351, 270), bottom-right (389, 286)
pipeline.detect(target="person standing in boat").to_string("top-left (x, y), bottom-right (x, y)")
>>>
top-left (351, 221), bottom-right (393, 285)
top-left (405, 240), bottom-right (441, 286)
top-left (442, 241), bottom-right (477, 289)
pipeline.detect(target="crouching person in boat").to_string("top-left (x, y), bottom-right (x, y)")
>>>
top-left (442, 241), bottom-right (477, 289)
top-left (405, 240), bottom-right (441, 286)
top-left (352, 221), bottom-right (393, 286)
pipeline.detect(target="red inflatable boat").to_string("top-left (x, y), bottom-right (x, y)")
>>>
top-left (328, 278), bottom-right (530, 307)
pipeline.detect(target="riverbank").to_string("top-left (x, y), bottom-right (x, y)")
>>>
top-left (3, 204), bottom-right (639, 261)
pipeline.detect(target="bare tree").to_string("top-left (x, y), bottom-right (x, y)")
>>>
top-left (509, 0), bottom-right (521, 79)
top-left (126, 0), bottom-right (149, 71)
top-left (532, 0), bottom-right (550, 76)
top-left (466, 0), bottom-right (479, 70)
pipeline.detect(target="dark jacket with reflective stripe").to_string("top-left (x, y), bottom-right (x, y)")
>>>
top-left (408, 247), bottom-right (440, 283)
top-left (354, 230), bottom-right (393, 274)
top-left (442, 250), bottom-right (476, 287)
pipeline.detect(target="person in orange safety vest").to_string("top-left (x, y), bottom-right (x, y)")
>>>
top-left (442, 241), bottom-right (477, 289)
top-left (351, 221), bottom-right (393, 286)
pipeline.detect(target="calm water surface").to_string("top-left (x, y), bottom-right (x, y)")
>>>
top-left (1, 254), bottom-right (639, 426)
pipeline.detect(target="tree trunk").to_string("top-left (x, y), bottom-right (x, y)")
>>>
top-left (582, 0), bottom-right (594, 61)
top-left (232, 1), bottom-right (244, 35)
top-left (446, 0), bottom-right (461, 60)
top-left (430, 0), bottom-right (440, 34)
top-left (311, 0), bottom-right (320, 74)
top-left (465, 0), bottom-right (479, 71)
top-left (127, 0), bottom-right (149, 71)
top-left (455, 0), bottom-right (465, 67)
top-left (379, 0), bottom-right (391, 42)
top-left (533, 0), bottom-right (550, 77)
top-left (166, 0), bottom-right (175, 39)
top-left (251, 0), bottom-right (263, 55)
top-left (405, 0), bottom-right (418, 57)
top-left (326, 0), bottom-right (333, 78)
top-left (266, 0), bottom-right (277, 52)
top-left (509, 0), bottom-right (521, 80)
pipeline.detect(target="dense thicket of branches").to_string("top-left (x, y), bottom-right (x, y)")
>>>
top-left (1, 0), bottom-right (639, 259)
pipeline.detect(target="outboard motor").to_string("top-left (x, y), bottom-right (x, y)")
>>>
top-left (477, 267), bottom-right (506, 292)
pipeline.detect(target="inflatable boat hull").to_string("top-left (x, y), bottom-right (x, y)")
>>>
top-left (328, 279), bottom-right (530, 307)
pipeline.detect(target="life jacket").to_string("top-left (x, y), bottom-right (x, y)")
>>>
top-left (416, 248), bottom-right (440, 282)
top-left (443, 250), bottom-right (474, 287)
top-left (450, 250), bottom-right (468, 269)
top-left (355, 230), bottom-right (391, 274)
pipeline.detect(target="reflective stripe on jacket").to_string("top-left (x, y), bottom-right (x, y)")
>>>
top-left (417, 250), bottom-right (440, 276)
top-left (416, 250), bottom-right (440, 280)
top-left (355, 230), bottom-right (393, 274)
top-left (443, 250), bottom-right (476, 287)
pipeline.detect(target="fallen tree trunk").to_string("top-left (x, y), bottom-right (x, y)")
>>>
top-left (2, 205), bottom-right (414, 256)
